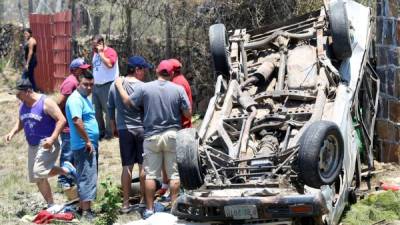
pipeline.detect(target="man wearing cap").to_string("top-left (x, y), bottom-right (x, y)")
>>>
top-left (169, 58), bottom-right (193, 128)
top-left (155, 59), bottom-right (194, 197)
top-left (5, 79), bottom-right (76, 208)
top-left (57, 58), bottom-right (91, 190)
top-left (65, 72), bottom-right (99, 219)
top-left (115, 60), bottom-right (191, 218)
top-left (108, 56), bottom-right (152, 213)
top-left (91, 35), bottom-right (119, 140)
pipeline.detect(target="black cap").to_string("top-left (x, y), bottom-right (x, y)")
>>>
top-left (16, 78), bottom-right (33, 90)
top-left (9, 79), bottom-right (33, 95)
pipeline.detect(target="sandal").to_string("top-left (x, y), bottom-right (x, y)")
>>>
top-left (119, 205), bottom-right (134, 214)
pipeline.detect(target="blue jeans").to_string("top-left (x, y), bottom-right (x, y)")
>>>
top-left (73, 147), bottom-right (98, 201)
top-left (58, 132), bottom-right (75, 186)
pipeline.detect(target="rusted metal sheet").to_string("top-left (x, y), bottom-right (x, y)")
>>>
top-left (53, 10), bottom-right (72, 90)
top-left (29, 10), bottom-right (72, 93)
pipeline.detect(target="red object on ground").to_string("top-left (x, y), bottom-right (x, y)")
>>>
top-left (33, 210), bottom-right (74, 224)
top-left (380, 181), bottom-right (400, 191)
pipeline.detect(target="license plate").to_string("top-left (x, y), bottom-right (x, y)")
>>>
top-left (224, 205), bottom-right (258, 220)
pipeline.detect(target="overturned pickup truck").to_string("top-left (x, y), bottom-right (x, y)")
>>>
top-left (172, 1), bottom-right (379, 225)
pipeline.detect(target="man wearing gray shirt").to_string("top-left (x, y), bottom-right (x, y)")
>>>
top-left (115, 60), bottom-right (191, 219)
top-left (108, 56), bottom-right (152, 213)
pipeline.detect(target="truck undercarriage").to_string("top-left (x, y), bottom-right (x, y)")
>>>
top-left (172, 1), bottom-right (379, 224)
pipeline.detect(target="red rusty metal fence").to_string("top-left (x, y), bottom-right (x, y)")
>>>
top-left (29, 10), bottom-right (72, 93)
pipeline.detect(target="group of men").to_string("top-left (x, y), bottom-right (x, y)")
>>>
top-left (5, 34), bottom-right (193, 220)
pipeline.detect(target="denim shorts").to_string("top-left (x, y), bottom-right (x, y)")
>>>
top-left (73, 147), bottom-right (98, 201)
top-left (118, 128), bottom-right (144, 166)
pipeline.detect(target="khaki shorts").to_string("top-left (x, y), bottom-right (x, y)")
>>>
top-left (143, 129), bottom-right (179, 180)
top-left (28, 139), bottom-right (60, 183)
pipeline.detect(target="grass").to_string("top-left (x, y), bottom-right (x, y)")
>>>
top-left (342, 191), bottom-right (400, 225)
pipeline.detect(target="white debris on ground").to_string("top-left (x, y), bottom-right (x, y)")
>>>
top-left (119, 212), bottom-right (211, 225)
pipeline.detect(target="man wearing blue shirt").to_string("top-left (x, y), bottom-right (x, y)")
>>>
top-left (65, 72), bottom-right (99, 220)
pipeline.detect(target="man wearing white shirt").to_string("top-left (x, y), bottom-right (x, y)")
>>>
top-left (91, 35), bottom-right (119, 140)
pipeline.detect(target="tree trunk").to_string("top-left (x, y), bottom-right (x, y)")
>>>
top-left (71, 0), bottom-right (76, 37)
top-left (107, 1), bottom-right (115, 40)
top-left (36, 0), bottom-right (53, 13)
top-left (55, 0), bottom-right (64, 12)
top-left (92, 1), bottom-right (102, 35)
top-left (164, 3), bottom-right (172, 58)
top-left (71, 0), bottom-right (77, 57)
top-left (184, 23), bottom-right (192, 74)
top-left (125, 6), bottom-right (133, 54)
top-left (92, 15), bottom-right (102, 35)
top-left (0, 0), bottom-right (4, 21)
top-left (28, 0), bottom-right (34, 13)
top-left (18, 0), bottom-right (26, 29)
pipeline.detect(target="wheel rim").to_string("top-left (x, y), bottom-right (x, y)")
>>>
top-left (318, 134), bottom-right (340, 179)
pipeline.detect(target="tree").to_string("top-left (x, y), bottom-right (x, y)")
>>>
top-left (87, 0), bottom-right (103, 35)
top-left (17, 0), bottom-right (25, 28)
top-left (29, 0), bottom-right (34, 13)
top-left (164, 2), bottom-right (172, 58)
top-left (106, 0), bottom-right (117, 40)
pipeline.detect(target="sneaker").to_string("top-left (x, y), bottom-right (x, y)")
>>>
top-left (142, 209), bottom-right (154, 219)
top-left (62, 162), bottom-right (77, 178)
top-left (82, 210), bottom-right (96, 221)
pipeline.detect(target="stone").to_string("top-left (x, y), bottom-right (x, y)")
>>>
top-left (376, 46), bottom-right (389, 66)
top-left (379, 141), bottom-right (400, 163)
top-left (395, 68), bottom-right (400, 98)
top-left (383, 18), bottom-right (395, 46)
top-left (378, 69), bottom-right (387, 95)
top-left (397, 20), bottom-right (400, 46)
top-left (388, 47), bottom-right (399, 66)
top-left (375, 119), bottom-right (395, 140)
top-left (387, 67), bottom-right (396, 96)
top-left (377, 97), bottom-right (389, 119)
top-left (389, 99), bottom-right (400, 122)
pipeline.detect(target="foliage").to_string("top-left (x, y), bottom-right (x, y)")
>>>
top-left (295, 0), bottom-right (323, 15)
top-left (0, 58), bottom-right (5, 74)
top-left (342, 191), bottom-right (400, 225)
top-left (95, 178), bottom-right (122, 225)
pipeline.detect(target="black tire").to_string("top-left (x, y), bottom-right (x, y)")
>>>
top-left (176, 128), bottom-right (204, 190)
top-left (209, 24), bottom-right (230, 78)
top-left (328, 0), bottom-right (353, 60)
top-left (298, 121), bottom-right (344, 188)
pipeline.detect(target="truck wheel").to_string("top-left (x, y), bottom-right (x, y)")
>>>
top-left (328, 0), bottom-right (353, 60)
top-left (176, 128), bottom-right (204, 190)
top-left (298, 121), bottom-right (344, 188)
top-left (209, 23), bottom-right (231, 78)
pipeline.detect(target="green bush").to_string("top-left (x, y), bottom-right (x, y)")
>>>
top-left (95, 178), bottom-right (122, 225)
top-left (342, 191), bottom-right (400, 225)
